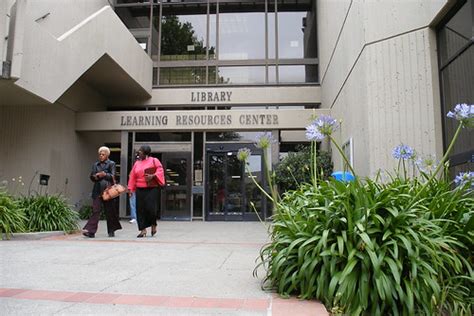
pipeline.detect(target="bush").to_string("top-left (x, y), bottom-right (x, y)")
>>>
top-left (246, 109), bottom-right (474, 315)
top-left (0, 189), bottom-right (27, 239)
top-left (275, 146), bottom-right (333, 192)
top-left (257, 179), bottom-right (473, 315)
top-left (19, 194), bottom-right (79, 233)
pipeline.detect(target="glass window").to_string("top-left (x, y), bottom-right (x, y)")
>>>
top-left (268, 65), bottom-right (277, 84)
top-left (278, 12), bottom-right (306, 59)
top-left (219, 13), bottom-right (265, 60)
top-left (268, 3), bottom-right (276, 59)
top-left (208, 66), bottom-right (218, 84)
top-left (437, 0), bottom-right (473, 173)
top-left (440, 46), bottom-right (474, 157)
top-left (218, 66), bottom-right (266, 85)
top-left (207, 131), bottom-right (262, 142)
top-left (115, 6), bottom-right (151, 51)
top-left (438, 0), bottom-right (472, 67)
top-left (152, 67), bottom-right (158, 86)
top-left (209, 5), bottom-right (217, 61)
top-left (160, 14), bottom-right (208, 61)
top-left (279, 65), bottom-right (317, 83)
top-left (135, 132), bottom-right (191, 142)
top-left (160, 67), bottom-right (207, 85)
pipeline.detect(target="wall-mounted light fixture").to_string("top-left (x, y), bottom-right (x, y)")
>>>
top-left (39, 174), bottom-right (50, 186)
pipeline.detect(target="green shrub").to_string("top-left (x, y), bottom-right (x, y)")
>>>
top-left (256, 179), bottom-right (473, 315)
top-left (19, 194), bottom-right (79, 233)
top-left (0, 189), bottom-right (27, 239)
top-left (275, 146), bottom-right (333, 192)
top-left (246, 108), bottom-right (474, 315)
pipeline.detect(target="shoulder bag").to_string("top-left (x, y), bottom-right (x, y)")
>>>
top-left (102, 176), bottom-right (127, 201)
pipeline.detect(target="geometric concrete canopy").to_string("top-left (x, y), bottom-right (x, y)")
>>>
top-left (79, 53), bottom-right (151, 100)
top-left (4, 4), bottom-right (152, 107)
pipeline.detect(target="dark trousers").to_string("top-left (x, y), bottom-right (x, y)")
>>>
top-left (83, 197), bottom-right (122, 234)
top-left (136, 187), bottom-right (158, 231)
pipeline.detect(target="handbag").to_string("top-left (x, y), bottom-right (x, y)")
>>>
top-left (144, 158), bottom-right (166, 187)
top-left (102, 177), bottom-right (127, 201)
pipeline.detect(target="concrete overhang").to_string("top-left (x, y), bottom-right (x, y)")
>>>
top-left (5, 3), bottom-right (152, 108)
top-left (79, 54), bottom-right (151, 100)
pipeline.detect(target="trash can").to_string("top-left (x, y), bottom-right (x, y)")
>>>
top-left (331, 171), bottom-right (355, 182)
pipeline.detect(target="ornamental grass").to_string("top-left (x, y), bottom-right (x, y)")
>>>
top-left (241, 104), bottom-right (474, 315)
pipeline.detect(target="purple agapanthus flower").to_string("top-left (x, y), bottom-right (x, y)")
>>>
top-left (255, 132), bottom-right (276, 149)
top-left (315, 115), bottom-right (338, 136)
top-left (415, 154), bottom-right (438, 173)
top-left (305, 124), bottom-right (324, 141)
top-left (454, 171), bottom-right (474, 188)
top-left (447, 103), bottom-right (474, 128)
top-left (237, 147), bottom-right (251, 162)
top-left (305, 115), bottom-right (339, 141)
top-left (392, 144), bottom-right (415, 160)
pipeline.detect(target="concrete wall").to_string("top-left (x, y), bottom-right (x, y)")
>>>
top-left (0, 1), bottom-right (15, 65)
top-left (26, 0), bottom-right (109, 38)
top-left (318, 0), bottom-right (446, 176)
top-left (0, 105), bottom-right (121, 208)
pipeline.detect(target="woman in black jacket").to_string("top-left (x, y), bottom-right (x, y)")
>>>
top-left (82, 146), bottom-right (122, 238)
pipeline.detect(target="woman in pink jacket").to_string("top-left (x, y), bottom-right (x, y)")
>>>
top-left (128, 145), bottom-right (165, 238)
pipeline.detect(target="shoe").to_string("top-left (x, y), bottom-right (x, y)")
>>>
top-left (129, 219), bottom-right (136, 224)
top-left (82, 231), bottom-right (95, 238)
top-left (151, 225), bottom-right (157, 237)
top-left (108, 232), bottom-right (115, 237)
top-left (137, 231), bottom-right (146, 238)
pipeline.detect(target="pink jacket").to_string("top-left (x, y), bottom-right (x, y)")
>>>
top-left (128, 157), bottom-right (165, 192)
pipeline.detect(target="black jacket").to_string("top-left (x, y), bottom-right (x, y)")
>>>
top-left (90, 159), bottom-right (116, 199)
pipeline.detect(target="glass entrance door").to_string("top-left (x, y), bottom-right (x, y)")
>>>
top-left (206, 144), bottom-right (264, 221)
top-left (160, 152), bottom-right (192, 220)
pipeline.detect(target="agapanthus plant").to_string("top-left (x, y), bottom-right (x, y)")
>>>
top-left (447, 103), bottom-right (474, 128)
top-left (413, 103), bottom-right (474, 200)
top-left (454, 171), bottom-right (474, 189)
top-left (237, 147), bottom-right (251, 162)
top-left (392, 144), bottom-right (416, 180)
top-left (392, 144), bottom-right (415, 160)
top-left (255, 132), bottom-right (277, 149)
top-left (254, 104), bottom-right (473, 316)
top-left (305, 115), bottom-right (356, 182)
top-left (415, 154), bottom-right (438, 177)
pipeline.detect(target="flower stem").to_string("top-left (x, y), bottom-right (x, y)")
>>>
top-left (312, 141), bottom-right (318, 189)
top-left (329, 135), bottom-right (357, 181)
top-left (245, 166), bottom-right (274, 202)
top-left (262, 150), bottom-right (278, 204)
top-left (411, 122), bottom-right (463, 202)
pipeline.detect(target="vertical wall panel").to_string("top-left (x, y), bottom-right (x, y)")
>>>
top-left (365, 28), bottom-right (442, 175)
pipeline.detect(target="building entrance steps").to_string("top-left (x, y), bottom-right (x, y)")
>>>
top-left (0, 220), bottom-right (328, 315)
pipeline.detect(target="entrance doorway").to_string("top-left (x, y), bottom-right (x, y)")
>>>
top-left (160, 152), bottom-right (192, 220)
top-left (206, 144), bottom-right (265, 221)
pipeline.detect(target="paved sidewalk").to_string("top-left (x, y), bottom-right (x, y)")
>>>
top-left (0, 221), bottom-right (328, 315)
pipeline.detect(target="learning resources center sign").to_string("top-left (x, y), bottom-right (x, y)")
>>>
top-left (75, 109), bottom-right (327, 131)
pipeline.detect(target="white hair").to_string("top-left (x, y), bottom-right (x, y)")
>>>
top-left (98, 146), bottom-right (110, 156)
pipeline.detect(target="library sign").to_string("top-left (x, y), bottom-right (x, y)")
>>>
top-left (76, 109), bottom-right (328, 131)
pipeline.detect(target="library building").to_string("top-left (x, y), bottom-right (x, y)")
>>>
top-left (0, 0), bottom-right (472, 221)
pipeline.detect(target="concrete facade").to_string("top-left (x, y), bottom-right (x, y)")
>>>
top-left (317, 0), bottom-right (448, 176)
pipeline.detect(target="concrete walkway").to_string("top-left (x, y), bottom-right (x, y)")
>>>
top-left (0, 221), bottom-right (328, 315)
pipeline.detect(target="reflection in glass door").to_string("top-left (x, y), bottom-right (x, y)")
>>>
top-left (161, 152), bottom-right (192, 220)
top-left (206, 144), bottom-right (264, 221)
